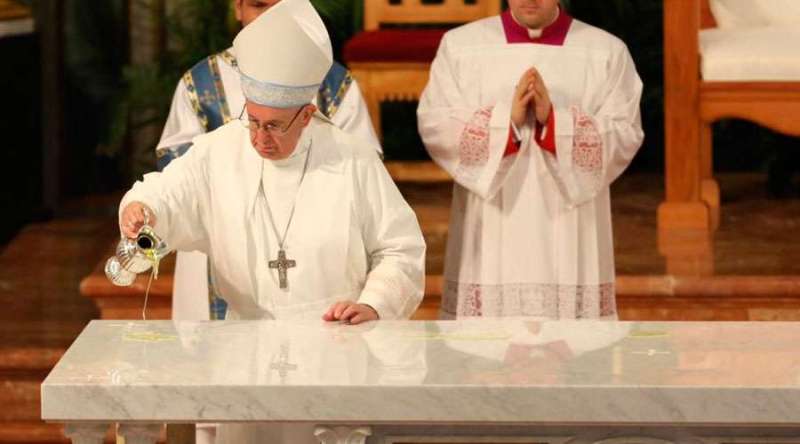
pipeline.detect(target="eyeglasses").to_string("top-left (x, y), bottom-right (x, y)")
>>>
top-left (238, 105), bottom-right (306, 135)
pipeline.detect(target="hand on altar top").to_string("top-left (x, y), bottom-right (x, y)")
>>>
top-left (323, 301), bottom-right (379, 325)
top-left (120, 202), bottom-right (156, 239)
top-left (511, 67), bottom-right (552, 128)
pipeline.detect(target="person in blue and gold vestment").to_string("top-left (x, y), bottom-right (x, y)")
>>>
top-left (156, 0), bottom-right (381, 326)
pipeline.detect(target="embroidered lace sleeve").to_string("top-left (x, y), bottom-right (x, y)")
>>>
top-left (541, 44), bottom-right (644, 206)
top-left (441, 280), bottom-right (617, 320)
top-left (418, 34), bottom-right (530, 200)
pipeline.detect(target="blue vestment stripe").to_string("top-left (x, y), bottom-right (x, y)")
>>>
top-left (156, 143), bottom-right (192, 171)
top-left (209, 296), bottom-right (228, 320)
top-left (208, 267), bottom-right (228, 320)
top-left (189, 58), bottom-right (228, 131)
top-left (318, 61), bottom-right (351, 118)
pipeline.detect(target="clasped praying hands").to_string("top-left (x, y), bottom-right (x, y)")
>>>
top-left (511, 67), bottom-right (552, 128)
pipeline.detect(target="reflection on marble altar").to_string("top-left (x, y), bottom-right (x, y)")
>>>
top-left (42, 320), bottom-right (800, 443)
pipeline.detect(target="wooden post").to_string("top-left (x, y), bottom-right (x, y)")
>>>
top-left (657, 0), bottom-right (711, 231)
top-left (166, 424), bottom-right (195, 444)
top-left (34, 0), bottom-right (64, 214)
top-left (363, 0), bottom-right (379, 31)
top-left (699, 120), bottom-right (720, 230)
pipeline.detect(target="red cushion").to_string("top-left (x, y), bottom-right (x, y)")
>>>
top-left (343, 29), bottom-right (447, 63)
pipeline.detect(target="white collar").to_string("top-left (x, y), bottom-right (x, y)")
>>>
top-left (510, 6), bottom-right (561, 39)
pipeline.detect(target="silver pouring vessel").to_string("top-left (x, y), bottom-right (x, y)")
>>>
top-left (104, 224), bottom-right (170, 287)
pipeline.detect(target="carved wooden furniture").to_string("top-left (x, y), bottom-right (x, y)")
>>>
top-left (0, 0), bottom-right (29, 21)
top-left (659, 0), bottom-right (800, 232)
top-left (343, 0), bottom-right (502, 138)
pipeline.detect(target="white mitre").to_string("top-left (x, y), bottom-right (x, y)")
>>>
top-left (233, 0), bottom-right (333, 108)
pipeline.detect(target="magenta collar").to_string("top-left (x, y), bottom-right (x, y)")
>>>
top-left (501, 7), bottom-right (573, 45)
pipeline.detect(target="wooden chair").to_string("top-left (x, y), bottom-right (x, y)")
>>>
top-left (659, 0), bottom-right (800, 232)
top-left (0, 0), bottom-right (29, 21)
top-left (343, 0), bottom-right (502, 138)
top-left (0, 0), bottom-right (33, 39)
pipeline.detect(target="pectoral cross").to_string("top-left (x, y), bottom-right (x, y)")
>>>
top-left (268, 249), bottom-right (296, 289)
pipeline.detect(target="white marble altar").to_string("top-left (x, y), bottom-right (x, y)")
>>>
top-left (42, 320), bottom-right (800, 443)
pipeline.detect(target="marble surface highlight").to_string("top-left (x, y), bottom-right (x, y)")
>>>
top-left (41, 320), bottom-right (800, 425)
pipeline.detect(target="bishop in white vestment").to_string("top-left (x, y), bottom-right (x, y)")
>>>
top-left (157, 0), bottom-right (381, 323)
top-left (121, 0), bottom-right (423, 324)
top-left (418, 0), bottom-right (644, 319)
top-left (118, 3), bottom-right (425, 441)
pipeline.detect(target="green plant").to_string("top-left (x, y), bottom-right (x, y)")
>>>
top-left (109, 0), bottom-right (234, 180)
top-left (309, 0), bottom-right (363, 60)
